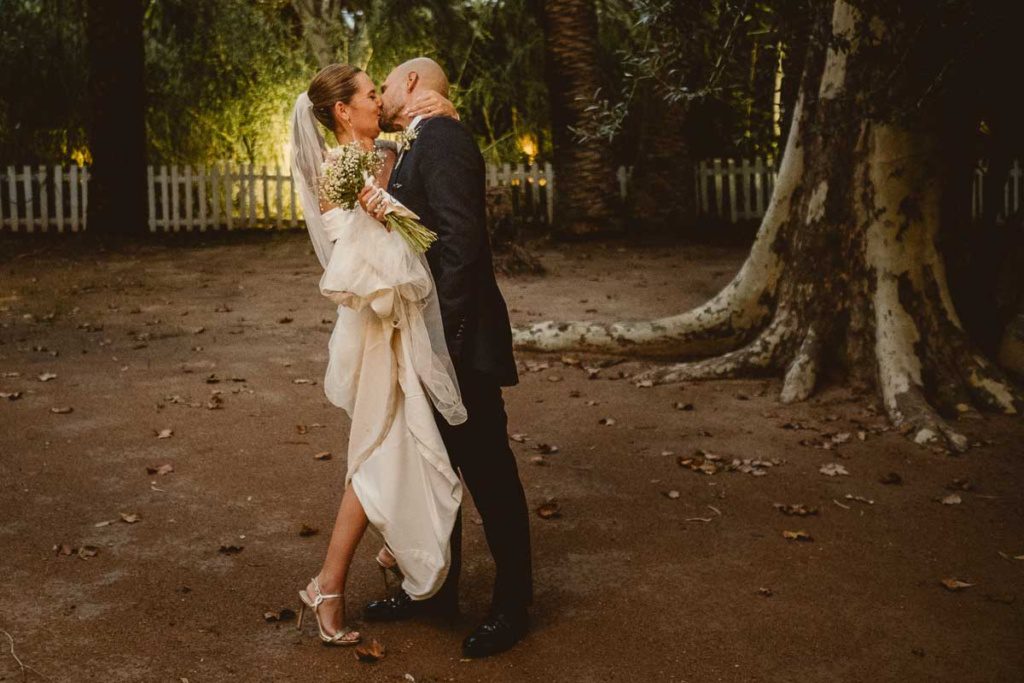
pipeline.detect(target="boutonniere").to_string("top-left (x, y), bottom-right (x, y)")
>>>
top-left (397, 126), bottom-right (419, 154)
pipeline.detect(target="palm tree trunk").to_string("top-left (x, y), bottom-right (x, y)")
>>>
top-left (536, 0), bottom-right (621, 238)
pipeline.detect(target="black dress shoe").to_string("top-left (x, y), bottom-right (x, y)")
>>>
top-left (363, 589), bottom-right (458, 622)
top-left (461, 610), bottom-right (529, 658)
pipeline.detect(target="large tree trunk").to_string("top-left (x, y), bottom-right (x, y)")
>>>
top-left (514, 0), bottom-right (1022, 450)
top-left (629, 98), bottom-right (696, 232)
top-left (84, 0), bottom-right (147, 235)
top-left (536, 0), bottom-right (621, 238)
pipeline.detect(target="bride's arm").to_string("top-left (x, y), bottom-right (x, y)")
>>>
top-left (405, 90), bottom-right (460, 121)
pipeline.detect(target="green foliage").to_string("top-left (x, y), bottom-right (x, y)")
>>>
top-left (144, 0), bottom-right (308, 164)
top-left (0, 0), bottom-right (89, 164)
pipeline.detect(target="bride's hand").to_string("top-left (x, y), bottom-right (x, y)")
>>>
top-left (358, 185), bottom-right (391, 230)
top-left (405, 90), bottom-right (460, 121)
top-left (319, 196), bottom-right (339, 214)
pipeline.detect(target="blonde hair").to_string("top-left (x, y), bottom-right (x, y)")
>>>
top-left (307, 64), bottom-right (363, 132)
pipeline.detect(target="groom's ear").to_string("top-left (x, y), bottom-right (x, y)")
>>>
top-left (406, 71), bottom-right (419, 93)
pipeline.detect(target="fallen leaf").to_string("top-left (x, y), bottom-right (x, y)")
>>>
top-left (54, 543), bottom-right (74, 556)
top-left (354, 638), bottom-right (386, 662)
top-left (758, 587), bottom-right (774, 597)
top-left (536, 500), bottom-right (561, 519)
top-left (218, 544), bottom-right (244, 554)
top-left (940, 578), bottom-right (973, 591)
top-left (298, 524), bottom-right (319, 537)
top-left (93, 519), bottom-right (114, 527)
top-left (940, 493), bottom-right (962, 505)
top-left (146, 463), bottom-right (175, 475)
top-left (37, 372), bottom-right (58, 381)
top-left (560, 355), bottom-right (581, 367)
top-left (879, 472), bottom-right (903, 485)
top-left (278, 317), bottom-right (293, 324)
top-left (844, 494), bottom-right (874, 505)
top-left (313, 451), bottom-right (332, 461)
top-left (819, 463), bottom-right (849, 477)
top-left (774, 503), bottom-right (818, 517)
top-left (529, 455), bottom-right (547, 466)
top-left (264, 608), bottom-right (297, 622)
top-left (782, 530), bottom-right (813, 542)
top-left (77, 545), bottom-right (99, 559)
top-left (156, 428), bottom-right (173, 439)
top-left (50, 406), bottom-right (73, 414)
top-left (663, 490), bottom-right (681, 499)
top-left (598, 417), bottom-right (616, 426)
top-left (673, 402), bottom-right (694, 411)
top-left (1, 391), bottom-right (23, 400)
top-left (546, 374), bottom-right (563, 383)
top-left (293, 378), bottom-right (314, 385)
top-left (534, 443), bottom-right (559, 454)
top-left (120, 512), bottom-right (141, 524)
top-left (510, 433), bottom-right (529, 443)
top-left (946, 478), bottom-right (974, 491)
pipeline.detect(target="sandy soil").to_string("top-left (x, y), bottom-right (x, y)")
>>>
top-left (1, 231), bottom-right (1022, 682)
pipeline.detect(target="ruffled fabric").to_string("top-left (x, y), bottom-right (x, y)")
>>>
top-left (317, 204), bottom-right (464, 600)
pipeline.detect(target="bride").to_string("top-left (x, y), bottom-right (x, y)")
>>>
top-left (289, 63), bottom-right (466, 645)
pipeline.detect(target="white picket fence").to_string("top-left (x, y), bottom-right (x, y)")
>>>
top-left (696, 157), bottom-right (777, 222)
top-left (0, 159), bottom-right (1019, 233)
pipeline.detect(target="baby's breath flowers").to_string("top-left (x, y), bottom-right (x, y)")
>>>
top-left (319, 142), bottom-right (438, 253)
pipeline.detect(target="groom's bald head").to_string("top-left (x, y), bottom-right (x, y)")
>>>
top-left (379, 57), bottom-right (449, 131)
top-left (394, 57), bottom-right (449, 97)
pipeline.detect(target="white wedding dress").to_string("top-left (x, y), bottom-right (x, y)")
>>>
top-left (317, 201), bottom-right (465, 600)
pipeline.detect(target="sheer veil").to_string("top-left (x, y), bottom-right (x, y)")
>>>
top-left (289, 90), bottom-right (467, 426)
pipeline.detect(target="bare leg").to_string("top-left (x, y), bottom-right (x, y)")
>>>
top-left (306, 481), bottom-right (368, 636)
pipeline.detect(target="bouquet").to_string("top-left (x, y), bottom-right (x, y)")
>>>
top-left (319, 142), bottom-right (438, 253)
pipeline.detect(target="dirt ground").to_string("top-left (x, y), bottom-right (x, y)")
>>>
top-left (1, 231), bottom-right (1022, 682)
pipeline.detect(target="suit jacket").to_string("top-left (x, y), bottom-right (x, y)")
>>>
top-left (388, 116), bottom-right (519, 387)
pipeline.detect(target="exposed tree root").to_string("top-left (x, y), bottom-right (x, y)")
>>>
top-left (632, 309), bottom-right (796, 384)
top-left (780, 325), bottom-right (822, 404)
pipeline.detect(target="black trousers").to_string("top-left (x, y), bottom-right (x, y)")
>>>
top-left (430, 366), bottom-right (533, 615)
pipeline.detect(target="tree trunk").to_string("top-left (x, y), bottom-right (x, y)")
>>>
top-left (84, 0), bottom-right (147, 236)
top-left (536, 0), bottom-right (621, 238)
top-left (514, 0), bottom-right (1022, 450)
top-left (628, 98), bottom-right (696, 232)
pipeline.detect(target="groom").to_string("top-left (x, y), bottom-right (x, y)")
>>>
top-left (365, 57), bottom-right (533, 658)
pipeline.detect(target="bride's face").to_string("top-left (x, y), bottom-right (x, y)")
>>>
top-left (339, 71), bottom-right (382, 140)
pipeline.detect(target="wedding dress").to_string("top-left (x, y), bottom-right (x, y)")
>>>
top-left (289, 91), bottom-right (466, 601)
top-left (317, 201), bottom-right (465, 600)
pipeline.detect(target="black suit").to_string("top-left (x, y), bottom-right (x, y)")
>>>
top-left (388, 116), bottom-right (532, 615)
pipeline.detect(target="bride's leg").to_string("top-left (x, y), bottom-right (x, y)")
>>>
top-left (308, 482), bottom-right (369, 634)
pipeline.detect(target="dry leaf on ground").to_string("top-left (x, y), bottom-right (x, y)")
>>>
top-left (940, 578), bottom-right (973, 591)
top-left (819, 463), bottom-right (849, 477)
top-left (782, 530), bottom-right (813, 542)
top-left (355, 639), bottom-right (386, 662)
top-left (536, 500), bottom-right (561, 519)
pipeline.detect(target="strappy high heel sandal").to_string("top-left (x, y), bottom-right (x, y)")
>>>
top-left (375, 545), bottom-right (403, 592)
top-left (296, 576), bottom-right (361, 646)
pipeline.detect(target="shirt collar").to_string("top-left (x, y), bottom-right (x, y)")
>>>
top-left (409, 115), bottom-right (425, 132)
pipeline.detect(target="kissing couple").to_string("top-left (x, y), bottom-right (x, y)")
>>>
top-left (288, 56), bottom-right (533, 659)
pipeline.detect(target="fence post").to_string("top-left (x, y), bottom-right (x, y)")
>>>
top-left (53, 165), bottom-right (64, 233)
top-left (544, 162), bottom-right (554, 224)
top-left (80, 166), bottom-right (89, 230)
top-left (38, 165), bottom-right (49, 232)
top-left (21, 165), bottom-right (33, 233)
top-left (275, 164), bottom-right (283, 230)
top-left (159, 165), bottom-right (169, 232)
top-left (146, 166), bottom-right (155, 232)
top-left (198, 165), bottom-right (207, 231)
top-left (224, 161), bottom-right (234, 230)
top-left (69, 165), bottom-right (79, 232)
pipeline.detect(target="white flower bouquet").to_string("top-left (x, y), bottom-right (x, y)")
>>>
top-left (319, 142), bottom-right (438, 253)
